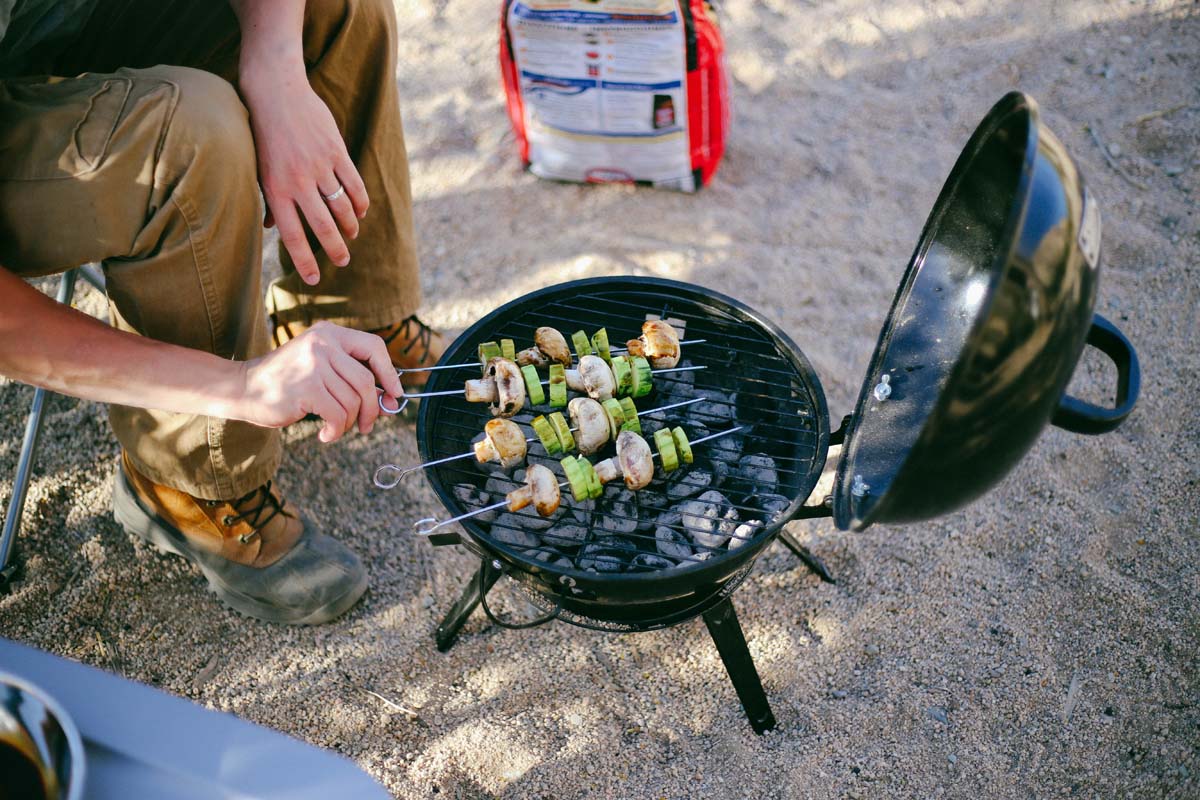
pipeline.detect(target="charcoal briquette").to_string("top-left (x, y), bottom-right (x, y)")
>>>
top-left (754, 492), bottom-right (792, 522)
top-left (542, 523), bottom-right (588, 548)
top-left (678, 490), bottom-right (740, 549)
top-left (667, 469), bottom-right (713, 501)
top-left (735, 454), bottom-right (778, 495)
top-left (728, 520), bottom-right (763, 551)
top-left (488, 514), bottom-right (542, 548)
top-left (631, 553), bottom-right (674, 570)
top-left (655, 525), bottom-right (692, 559)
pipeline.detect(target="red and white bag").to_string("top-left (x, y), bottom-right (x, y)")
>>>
top-left (499, 0), bottom-right (729, 192)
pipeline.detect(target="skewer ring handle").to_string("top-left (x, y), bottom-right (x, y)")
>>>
top-left (374, 463), bottom-right (416, 489)
top-left (379, 393), bottom-right (410, 416)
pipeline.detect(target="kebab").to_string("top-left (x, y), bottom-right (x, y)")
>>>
top-left (373, 397), bottom-right (702, 488)
top-left (393, 323), bottom-right (700, 376)
top-left (410, 426), bottom-right (742, 536)
top-left (385, 355), bottom-right (702, 418)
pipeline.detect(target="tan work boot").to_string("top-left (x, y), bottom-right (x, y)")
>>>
top-left (267, 279), bottom-right (446, 390)
top-left (112, 452), bottom-right (367, 624)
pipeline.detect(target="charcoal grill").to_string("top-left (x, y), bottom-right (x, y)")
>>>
top-left (392, 92), bottom-right (1141, 733)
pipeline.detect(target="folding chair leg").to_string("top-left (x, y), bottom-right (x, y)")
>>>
top-left (1, 270), bottom-right (79, 592)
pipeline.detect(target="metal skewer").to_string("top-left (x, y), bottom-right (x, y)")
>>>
top-left (373, 397), bottom-right (704, 488)
top-left (411, 426), bottom-right (744, 536)
top-left (396, 339), bottom-right (707, 375)
top-left (379, 364), bottom-right (706, 416)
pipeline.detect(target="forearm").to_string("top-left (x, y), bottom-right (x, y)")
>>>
top-left (0, 268), bottom-right (246, 421)
top-left (229, 0), bottom-right (308, 98)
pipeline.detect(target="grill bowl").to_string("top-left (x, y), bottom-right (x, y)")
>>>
top-left (416, 277), bottom-right (829, 628)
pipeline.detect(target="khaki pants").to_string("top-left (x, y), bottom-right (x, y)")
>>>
top-left (0, 0), bottom-right (420, 499)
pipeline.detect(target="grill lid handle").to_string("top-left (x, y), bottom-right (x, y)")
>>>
top-left (1051, 314), bottom-right (1140, 435)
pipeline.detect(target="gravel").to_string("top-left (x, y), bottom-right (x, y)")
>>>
top-left (1, 3), bottom-right (1196, 798)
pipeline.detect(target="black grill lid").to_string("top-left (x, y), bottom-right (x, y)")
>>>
top-left (832, 92), bottom-right (1115, 531)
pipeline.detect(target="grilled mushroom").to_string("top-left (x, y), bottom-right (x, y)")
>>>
top-left (615, 430), bottom-right (654, 490)
top-left (578, 354), bottom-right (616, 401)
top-left (516, 347), bottom-right (549, 368)
top-left (568, 397), bottom-right (609, 455)
top-left (534, 327), bottom-right (572, 367)
top-left (486, 357), bottom-right (525, 417)
top-left (592, 429), bottom-right (654, 491)
top-left (473, 418), bottom-right (527, 468)
top-left (464, 377), bottom-right (497, 403)
top-left (638, 320), bottom-right (680, 369)
top-left (526, 463), bottom-right (561, 516)
top-left (504, 463), bottom-right (561, 517)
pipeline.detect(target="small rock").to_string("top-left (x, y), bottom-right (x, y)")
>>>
top-left (1107, 142), bottom-right (1121, 158)
top-left (947, 754), bottom-right (957, 765)
top-left (1163, 163), bottom-right (1185, 177)
top-left (421, 595), bottom-right (435, 608)
top-left (831, 689), bottom-right (848, 700)
top-left (865, 644), bottom-right (880, 656)
top-left (927, 706), bottom-right (949, 725)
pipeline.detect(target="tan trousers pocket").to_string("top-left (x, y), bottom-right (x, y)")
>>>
top-left (0, 76), bottom-right (132, 181)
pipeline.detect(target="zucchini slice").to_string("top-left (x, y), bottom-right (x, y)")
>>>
top-left (521, 364), bottom-right (545, 406)
top-left (631, 356), bottom-right (654, 398)
top-left (478, 341), bottom-right (502, 368)
top-left (500, 338), bottom-right (516, 362)
top-left (561, 456), bottom-right (588, 502)
top-left (671, 426), bottom-right (693, 465)
top-left (548, 363), bottom-right (567, 408)
top-left (549, 411), bottom-right (575, 454)
top-left (578, 457), bottom-right (603, 499)
top-left (612, 355), bottom-right (634, 397)
top-left (618, 397), bottom-right (640, 433)
top-left (571, 330), bottom-right (593, 359)
top-left (654, 428), bottom-right (679, 472)
top-left (601, 398), bottom-right (625, 439)
top-left (591, 328), bottom-right (612, 364)
top-left (531, 415), bottom-right (560, 455)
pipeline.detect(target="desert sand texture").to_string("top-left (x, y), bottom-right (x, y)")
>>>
top-left (2, 1), bottom-right (1198, 798)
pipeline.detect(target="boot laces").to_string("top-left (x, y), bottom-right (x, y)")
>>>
top-left (225, 481), bottom-right (287, 544)
top-left (382, 314), bottom-right (434, 362)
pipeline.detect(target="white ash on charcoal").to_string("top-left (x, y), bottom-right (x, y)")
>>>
top-left (541, 522), bottom-right (589, 549)
top-left (688, 391), bottom-right (737, 427)
top-left (705, 427), bottom-right (745, 485)
top-left (488, 514), bottom-right (543, 548)
top-left (732, 454), bottom-right (779, 496)
top-left (631, 552), bottom-right (675, 570)
top-left (665, 468), bottom-right (714, 501)
top-left (452, 483), bottom-right (498, 523)
top-left (655, 525), bottom-right (693, 560)
top-left (678, 490), bottom-right (740, 549)
top-left (728, 520), bottom-right (763, 551)
top-left (592, 490), bottom-right (639, 536)
top-left (576, 537), bottom-right (636, 573)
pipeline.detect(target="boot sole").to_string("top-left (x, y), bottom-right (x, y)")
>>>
top-left (112, 470), bottom-right (367, 625)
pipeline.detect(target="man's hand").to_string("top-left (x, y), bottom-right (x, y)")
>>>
top-left (240, 322), bottom-right (402, 443)
top-left (231, 0), bottom-right (369, 285)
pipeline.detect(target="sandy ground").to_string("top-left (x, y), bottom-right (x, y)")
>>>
top-left (2, 1), bottom-right (1198, 797)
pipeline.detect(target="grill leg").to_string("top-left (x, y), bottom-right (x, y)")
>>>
top-left (435, 560), bottom-right (501, 652)
top-left (702, 598), bottom-right (776, 734)
top-left (776, 529), bottom-right (836, 584)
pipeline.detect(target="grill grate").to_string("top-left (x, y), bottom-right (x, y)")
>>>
top-left (420, 283), bottom-right (826, 578)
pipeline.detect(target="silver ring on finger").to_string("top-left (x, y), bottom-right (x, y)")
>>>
top-left (322, 184), bottom-right (345, 202)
